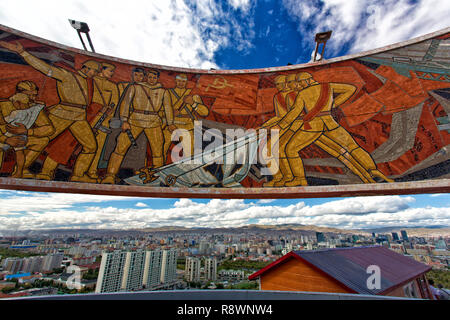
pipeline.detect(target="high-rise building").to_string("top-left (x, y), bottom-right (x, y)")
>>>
top-left (400, 230), bottom-right (409, 242)
top-left (215, 243), bottom-right (226, 254)
top-left (42, 253), bottom-right (64, 272)
top-left (199, 240), bottom-right (210, 255)
top-left (2, 257), bottom-right (23, 273)
top-left (122, 250), bottom-right (146, 291)
top-left (21, 256), bottom-right (44, 273)
top-left (376, 235), bottom-right (389, 244)
top-left (96, 250), bottom-right (127, 293)
top-left (143, 250), bottom-right (163, 289)
top-left (204, 257), bottom-right (217, 281)
top-left (436, 240), bottom-right (447, 250)
top-left (161, 249), bottom-right (178, 284)
top-left (96, 249), bottom-right (178, 294)
top-left (316, 232), bottom-right (325, 243)
top-left (185, 257), bottom-right (201, 282)
top-left (392, 232), bottom-right (400, 241)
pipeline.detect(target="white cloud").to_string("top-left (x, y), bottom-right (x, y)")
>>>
top-left (282, 0), bottom-right (450, 58)
top-left (228, 0), bottom-right (251, 12)
top-left (0, 191), bottom-right (139, 216)
top-left (0, 0), bottom-right (256, 69)
top-left (258, 199), bottom-right (276, 204)
top-left (0, 192), bottom-right (448, 231)
top-left (135, 202), bottom-right (148, 207)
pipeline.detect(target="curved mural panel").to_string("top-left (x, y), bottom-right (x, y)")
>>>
top-left (0, 24), bottom-right (449, 198)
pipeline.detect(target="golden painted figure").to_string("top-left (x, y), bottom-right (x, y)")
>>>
top-left (0, 41), bottom-right (101, 183)
top-left (86, 62), bottom-right (120, 180)
top-left (163, 73), bottom-right (209, 161)
top-left (102, 69), bottom-right (175, 184)
top-left (272, 72), bottom-right (393, 187)
top-left (37, 62), bottom-right (119, 181)
top-left (262, 74), bottom-right (311, 187)
top-left (268, 73), bottom-right (309, 186)
top-left (260, 75), bottom-right (295, 187)
top-left (0, 81), bottom-right (54, 178)
top-left (262, 75), bottom-right (291, 128)
top-left (275, 72), bottom-right (392, 187)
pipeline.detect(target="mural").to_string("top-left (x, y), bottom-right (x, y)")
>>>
top-left (0, 24), bottom-right (449, 197)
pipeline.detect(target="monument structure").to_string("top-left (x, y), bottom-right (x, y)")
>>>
top-left (0, 24), bottom-right (449, 198)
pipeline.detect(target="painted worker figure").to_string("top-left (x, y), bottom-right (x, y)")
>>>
top-left (163, 73), bottom-right (209, 161)
top-left (285, 73), bottom-right (300, 109)
top-left (261, 75), bottom-right (290, 128)
top-left (262, 74), bottom-right (308, 187)
top-left (271, 73), bottom-right (308, 186)
top-left (0, 80), bottom-right (54, 178)
top-left (86, 62), bottom-right (120, 181)
top-left (272, 72), bottom-right (393, 187)
top-left (0, 41), bottom-right (101, 183)
top-left (260, 75), bottom-right (293, 187)
top-left (102, 69), bottom-right (175, 184)
top-left (37, 61), bottom-right (119, 182)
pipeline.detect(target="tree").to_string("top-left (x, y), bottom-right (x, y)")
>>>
top-left (1, 287), bottom-right (15, 294)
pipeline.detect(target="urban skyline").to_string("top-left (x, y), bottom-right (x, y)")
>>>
top-left (0, 1), bottom-right (448, 233)
top-left (1, 224), bottom-right (448, 298)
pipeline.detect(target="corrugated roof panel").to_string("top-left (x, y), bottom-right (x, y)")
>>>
top-left (294, 246), bottom-right (430, 295)
top-left (295, 249), bottom-right (390, 294)
top-left (337, 246), bottom-right (429, 286)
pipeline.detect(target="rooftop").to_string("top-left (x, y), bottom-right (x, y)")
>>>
top-left (249, 245), bottom-right (431, 295)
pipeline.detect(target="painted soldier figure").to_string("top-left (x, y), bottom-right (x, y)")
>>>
top-left (86, 62), bottom-right (120, 181)
top-left (0, 41), bottom-right (102, 183)
top-left (0, 80), bottom-right (54, 178)
top-left (163, 73), bottom-right (209, 161)
top-left (102, 69), bottom-right (175, 184)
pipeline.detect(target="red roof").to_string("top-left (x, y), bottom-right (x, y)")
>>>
top-left (0, 292), bottom-right (29, 299)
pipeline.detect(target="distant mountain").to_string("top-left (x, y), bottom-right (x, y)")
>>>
top-left (237, 224), bottom-right (362, 235)
top-left (360, 226), bottom-right (450, 237)
top-left (3, 225), bottom-right (449, 238)
top-left (139, 226), bottom-right (191, 232)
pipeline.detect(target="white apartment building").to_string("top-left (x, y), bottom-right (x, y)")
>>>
top-left (68, 246), bottom-right (86, 257)
top-left (21, 256), bottom-right (44, 273)
top-left (143, 250), bottom-right (163, 289)
top-left (199, 240), bottom-right (210, 255)
top-left (204, 257), bottom-right (217, 281)
top-left (218, 269), bottom-right (245, 282)
top-left (96, 250), bottom-right (127, 293)
top-left (2, 257), bottom-right (23, 273)
top-left (96, 249), bottom-right (178, 293)
top-left (161, 249), bottom-right (178, 284)
top-left (122, 250), bottom-right (146, 291)
top-left (215, 244), bottom-right (226, 254)
top-left (42, 253), bottom-right (64, 272)
top-left (185, 257), bottom-right (201, 282)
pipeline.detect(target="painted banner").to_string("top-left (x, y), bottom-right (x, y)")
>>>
top-left (0, 24), bottom-right (449, 198)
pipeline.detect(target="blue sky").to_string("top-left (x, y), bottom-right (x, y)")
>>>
top-left (0, 0), bottom-right (449, 231)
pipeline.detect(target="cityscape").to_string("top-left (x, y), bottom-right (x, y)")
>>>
top-left (1, 224), bottom-right (448, 298)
